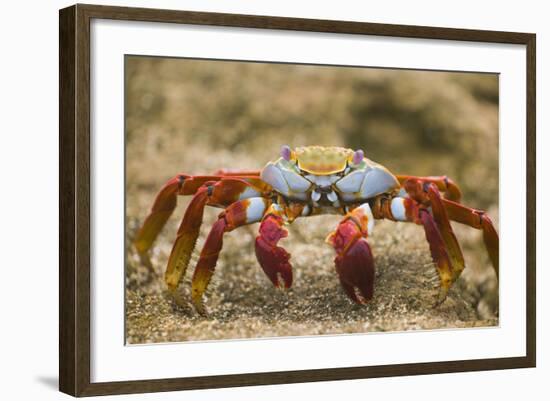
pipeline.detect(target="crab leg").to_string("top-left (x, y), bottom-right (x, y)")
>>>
top-left (163, 184), bottom-right (209, 291)
top-left (255, 204), bottom-right (294, 289)
top-left (396, 174), bottom-right (462, 202)
top-left (326, 203), bottom-right (375, 303)
top-left (442, 199), bottom-right (499, 277)
top-left (134, 174), bottom-right (186, 262)
top-left (417, 208), bottom-right (455, 304)
top-left (383, 194), bottom-right (460, 304)
top-left (425, 184), bottom-right (466, 280)
top-left (402, 179), bottom-right (466, 302)
top-left (164, 178), bottom-right (267, 292)
top-left (388, 170), bottom-right (499, 305)
top-left (401, 176), bottom-right (498, 276)
top-left (422, 185), bottom-right (466, 303)
top-left (134, 172), bottom-right (270, 287)
top-left (134, 174), bottom-right (231, 259)
top-left (213, 168), bottom-right (262, 176)
top-left (134, 173), bottom-right (270, 259)
top-left (191, 197), bottom-right (270, 314)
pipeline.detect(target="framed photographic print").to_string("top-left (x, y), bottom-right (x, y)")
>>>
top-left (59, 3), bottom-right (536, 397)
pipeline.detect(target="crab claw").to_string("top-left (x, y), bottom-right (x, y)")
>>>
top-left (328, 219), bottom-right (375, 304)
top-left (255, 214), bottom-right (293, 289)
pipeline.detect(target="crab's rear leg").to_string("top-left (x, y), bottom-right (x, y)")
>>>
top-left (191, 198), bottom-right (270, 314)
top-left (442, 199), bottom-right (499, 278)
top-left (133, 175), bottom-right (187, 268)
top-left (134, 174), bottom-right (227, 263)
top-left (213, 169), bottom-right (261, 176)
top-left (326, 204), bottom-right (376, 303)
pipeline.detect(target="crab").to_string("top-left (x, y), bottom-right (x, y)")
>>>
top-left (134, 145), bottom-right (499, 314)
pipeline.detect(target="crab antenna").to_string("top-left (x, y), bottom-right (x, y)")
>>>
top-left (281, 145), bottom-right (292, 161)
top-left (352, 149), bottom-right (364, 165)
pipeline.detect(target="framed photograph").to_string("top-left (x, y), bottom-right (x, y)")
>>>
top-left (59, 4), bottom-right (536, 397)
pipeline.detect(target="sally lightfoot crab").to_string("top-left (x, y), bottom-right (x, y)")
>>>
top-left (134, 146), bottom-right (499, 314)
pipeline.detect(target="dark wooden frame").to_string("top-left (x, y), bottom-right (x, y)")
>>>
top-left (59, 3), bottom-right (536, 397)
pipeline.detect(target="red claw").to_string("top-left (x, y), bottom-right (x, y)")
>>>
top-left (255, 214), bottom-right (293, 289)
top-left (328, 219), bottom-right (375, 304)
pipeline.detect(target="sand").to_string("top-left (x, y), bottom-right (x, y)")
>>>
top-left (125, 213), bottom-right (498, 344)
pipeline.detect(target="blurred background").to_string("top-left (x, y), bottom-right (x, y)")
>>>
top-left (125, 56), bottom-right (499, 344)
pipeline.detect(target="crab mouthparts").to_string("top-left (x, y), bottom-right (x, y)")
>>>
top-left (316, 185), bottom-right (333, 194)
top-left (311, 187), bottom-right (339, 204)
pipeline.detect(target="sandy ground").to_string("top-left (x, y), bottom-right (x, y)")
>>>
top-left (126, 212), bottom-right (498, 344)
top-left (124, 57), bottom-right (499, 344)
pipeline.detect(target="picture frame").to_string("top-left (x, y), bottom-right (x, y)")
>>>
top-left (59, 3), bottom-right (536, 397)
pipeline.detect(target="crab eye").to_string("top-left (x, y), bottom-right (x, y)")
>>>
top-left (280, 145), bottom-right (292, 161)
top-left (352, 149), bottom-right (364, 165)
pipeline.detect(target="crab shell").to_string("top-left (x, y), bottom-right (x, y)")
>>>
top-left (260, 145), bottom-right (400, 207)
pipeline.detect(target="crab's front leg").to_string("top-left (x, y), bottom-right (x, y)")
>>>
top-left (326, 204), bottom-right (375, 303)
top-left (191, 197), bottom-right (270, 314)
